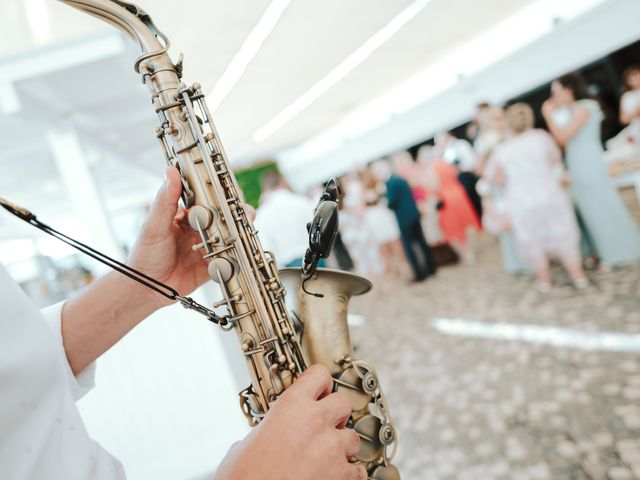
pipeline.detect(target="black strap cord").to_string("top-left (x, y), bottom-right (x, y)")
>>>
top-left (0, 197), bottom-right (227, 326)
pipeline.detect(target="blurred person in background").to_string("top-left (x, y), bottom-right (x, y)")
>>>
top-left (389, 150), bottom-right (418, 183)
top-left (339, 171), bottom-right (382, 276)
top-left (360, 167), bottom-right (407, 278)
top-left (473, 105), bottom-right (507, 174)
top-left (254, 170), bottom-right (316, 268)
top-left (543, 72), bottom-right (640, 268)
top-left (413, 145), bottom-right (445, 246)
top-left (486, 104), bottom-right (588, 291)
top-left (371, 159), bottom-right (437, 282)
top-left (466, 102), bottom-right (491, 144)
top-left (607, 65), bottom-right (640, 148)
top-left (547, 92), bottom-right (600, 267)
top-left (619, 65), bottom-right (640, 144)
top-left (472, 105), bottom-right (530, 274)
top-left (605, 64), bottom-right (640, 171)
top-left (0, 167), bottom-right (364, 480)
top-left (417, 144), bottom-right (481, 263)
top-left (434, 131), bottom-right (483, 219)
top-left (390, 151), bottom-right (433, 237)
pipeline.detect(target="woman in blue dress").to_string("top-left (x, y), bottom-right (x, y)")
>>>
top-left (542, 72), bottom-right (640, 268)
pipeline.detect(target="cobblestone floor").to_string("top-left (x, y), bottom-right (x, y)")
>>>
top-left (349, 237), bottom-right (640, 480)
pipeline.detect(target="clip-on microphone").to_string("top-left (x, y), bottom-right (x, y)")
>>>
top-left (301, 178), bottom-right (341, 297)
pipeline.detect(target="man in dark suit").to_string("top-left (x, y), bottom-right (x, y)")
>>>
top-left (372, 159), bottom-right (437, 281)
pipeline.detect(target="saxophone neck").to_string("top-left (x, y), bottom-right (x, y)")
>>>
top-left (58, 0), bottom-right (175, 73)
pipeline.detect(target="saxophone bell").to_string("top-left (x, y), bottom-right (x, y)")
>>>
top-left (279, 268), bottom-right (398, 474)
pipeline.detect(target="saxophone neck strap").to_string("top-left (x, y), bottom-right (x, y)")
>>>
top-left (0, 197), bottom-right (227, 326)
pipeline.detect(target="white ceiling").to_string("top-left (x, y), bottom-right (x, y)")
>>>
top-left (0, 0), bottom-right (615, 240)
top-left (1, 0), bottom-right (537, 156)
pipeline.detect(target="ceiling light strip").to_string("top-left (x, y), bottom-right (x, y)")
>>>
top-left (208, 0), bottom-right (292, 111)
top-left (23, 0), bottom-right (51, 45)
top-left (252, 0), bottom-right (432, 143)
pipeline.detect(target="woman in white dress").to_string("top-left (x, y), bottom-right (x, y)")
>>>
top-left (486, 104), bottom-right (587, 291)
top-left (339, 174), bottom-right (372, 275)
top-left (360, 167), bottom-right (407, 277)
top-left (542, 72), bottom-right (640, 268)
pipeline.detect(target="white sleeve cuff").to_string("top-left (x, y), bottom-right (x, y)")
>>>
top-left (41, 301), bottom-right (97, 401)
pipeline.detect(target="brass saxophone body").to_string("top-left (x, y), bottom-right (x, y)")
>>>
top-left (58, 1), bottom-right (399, 477)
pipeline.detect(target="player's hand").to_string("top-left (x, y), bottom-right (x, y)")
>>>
top-left (129, 166), bottom-right (255, 309)
top-left (215, 365), bottom-right (366, 480)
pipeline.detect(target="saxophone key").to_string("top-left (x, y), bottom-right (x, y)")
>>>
top-left (187, 205), bottom-right (214, 230)
top-left (371, 465), bottom-right (401, 480)
top-left (207, 258), bottom-right (234, 283)
top-left (335, 368), bottom-right (373, 412)
top-left (353, 415), bottom-right (385, 463)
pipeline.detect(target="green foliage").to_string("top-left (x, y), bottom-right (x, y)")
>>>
top-left (234, 161), bottom-right (279, 208)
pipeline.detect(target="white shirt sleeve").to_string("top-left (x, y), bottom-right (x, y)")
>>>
top-left (41, 301), bottom-right (97, 401)
top-left (0, 264), bottom-right (126, 480)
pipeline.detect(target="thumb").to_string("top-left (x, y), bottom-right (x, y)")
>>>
top-left (144, 167), bottom-right (183, 236)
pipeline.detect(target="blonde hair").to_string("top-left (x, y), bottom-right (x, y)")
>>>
top-left (505, 103), bottom-right (534, 134)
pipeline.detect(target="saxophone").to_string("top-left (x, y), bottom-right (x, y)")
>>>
top-left (58, 2), bottom-right (399, 477)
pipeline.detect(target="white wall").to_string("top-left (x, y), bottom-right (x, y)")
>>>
top-left (280, 0), bottom-right (640, 190)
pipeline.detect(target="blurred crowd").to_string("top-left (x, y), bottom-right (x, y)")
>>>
top-left (257, 68), bottom-right (640, 292)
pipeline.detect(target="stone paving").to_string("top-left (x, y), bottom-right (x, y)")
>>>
top-left (349, 236), bottom-right (640, 480)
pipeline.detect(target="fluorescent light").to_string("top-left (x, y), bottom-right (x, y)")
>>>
top-left (253, 0), bottom-right (433, 143)
top-left (23, 0), bottom-right (51, 45)
top-left (208, 0), bottom-right (292, 111)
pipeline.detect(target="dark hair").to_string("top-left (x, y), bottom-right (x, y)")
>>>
top-left (556, 72), bottom-right (594, 100)
top-left (622, 65), bottom-right (640, 92)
